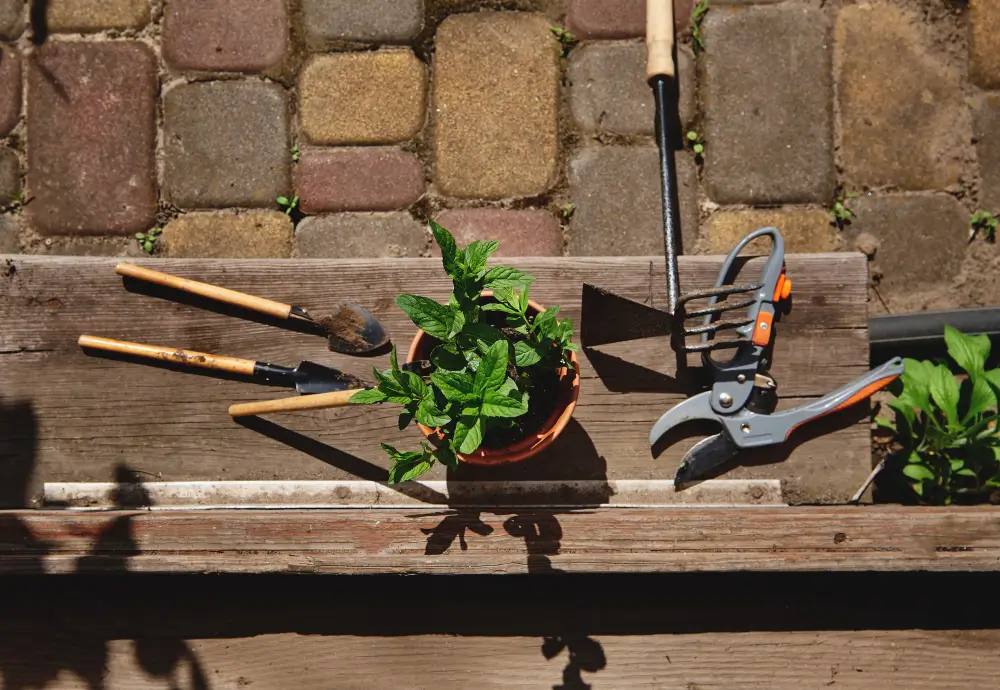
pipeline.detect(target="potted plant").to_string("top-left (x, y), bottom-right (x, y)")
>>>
top-left (350, 222), bottom-right (581, 484)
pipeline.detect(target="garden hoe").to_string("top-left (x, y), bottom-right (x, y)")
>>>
top-left (115, 263), bottom-right (390, 355)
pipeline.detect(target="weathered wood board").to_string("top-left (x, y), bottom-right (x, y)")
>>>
top-left (3, 507), bottom-right (998, 574)
top-left (0, 254), bottom-right (871, 506)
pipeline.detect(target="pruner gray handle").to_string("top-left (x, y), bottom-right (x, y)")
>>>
top-left (728, 357), bottom-right (906, 449)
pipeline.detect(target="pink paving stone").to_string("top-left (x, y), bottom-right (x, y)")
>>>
top-left (26, 42), bottom-right (157, 236)
top-left (0, 47), bottom-right (20, 137)
top-left (296, 148), bottom-right (425, 213)
top-left (566, 0), bottom-right (692, 39)
top-left (432, 209), bottom-right (564, 257)
top-left (163, 0), bottom-right (288, 73)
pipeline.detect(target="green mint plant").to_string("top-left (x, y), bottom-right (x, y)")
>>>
top-left (351, 222), bottom-right (578, 484)
top-left (877, 325), bottom-right (1000, 504)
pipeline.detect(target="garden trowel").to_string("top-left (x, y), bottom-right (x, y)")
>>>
top-left (78, 335), bottom-right (366, 394)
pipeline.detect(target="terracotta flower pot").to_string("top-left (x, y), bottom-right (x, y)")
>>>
top-left (406, 294), bottom-right (581, 466)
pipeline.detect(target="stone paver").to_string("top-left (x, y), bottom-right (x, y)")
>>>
top-left (296, 213), bottom-right (428, 258)
top-left (570, 42), bottom-right (694, 135)
top-left (434, 13), bottom-right (559, 199)
top-left (971, 0), bottom-right (1000, 90)
top-left (974, 94), bottom-right (1000, 213)
top-left (163, 0), bottom-right (287, 73)
top-left (0, 215), bottom-right (18, 253)
top-left (299, 51), bottom-right (426, 145)
top-left (29, 236), bottom-right (145, 257)
top-left (163, 81), bottom-right (290, 209)
top-left (296, 148), bottom-right (424, 214)
top-left (302, 0), bottom-right (423, 46)
top-left (0, 147), bottom-right (20, 200)
top-left (843, 195), bottom-right (967, 298)
top-left (568, 146), bottom-right (698, 256)
top-left (837, 5), bottom-right (967, 191)
top-left (701, 209), bottom-right (838, 255)
top-left (163, 211), bottom-right (293, 258)
top-left (0, 0), bottom-right (23, 39)
top-left (48, 0), bottom-right (149, 32)
top-left (27, 42), bottom-right (157, 236)
top-left (0, 47), bottom-right (20, 137)
top-left (566, 0), bottom-right (693, 38)
top-left (703, 6), bottom-right (833, 205)
top-left (433, 209), bottom-right (563, 257)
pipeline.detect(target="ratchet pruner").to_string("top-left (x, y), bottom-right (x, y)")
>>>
top-left (649, 226), bottom-right (905, 485)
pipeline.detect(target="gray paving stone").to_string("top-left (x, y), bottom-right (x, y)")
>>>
top-left (0, 147), bottom-right (20, 200)
top-left (974, 93), bottom-right (1000, 212)
top-left (296, 213), bottom-right (429, 258)
top-left (0, 47), bottom-right (20, 137)
top-left (570, 42), bottom-right (695, 134)
top-left (48, 0), bottom-right (150, 32)
top-left (837, 4), bottom-right (968, 191)
top-left (703, 6), bottom-right (834, 204)
top-left (567, 146), bottom-right (699, 257)
top-left (163, 80), bottom-right (290, 209)
top-left (0, 0), bottom-right (23, 40)
top-left (434, 13), bottom-right (559, 199)
top-left (301, 0), bottom-right (423, 46)
top-left (843, 195), bottom-right (968, 300)
top-left (26, 42), bottom-right (157, 236)
top-left (0, 215), bottom-right (18, 253)
top-left (971, 0), bottom-right (1000, 89)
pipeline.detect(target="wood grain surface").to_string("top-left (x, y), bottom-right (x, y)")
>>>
top-left (1, 506), bottom-right (998, 575)
top-left (0, 255), bottom-right (871, 505)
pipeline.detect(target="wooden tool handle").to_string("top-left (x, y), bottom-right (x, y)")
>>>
top-left (647, 0), bottom-right (676, 80)
top-left (229, 389), bottom-right (367, 417)
top-left (78, 335), bottom-right (257, 376)
top-left (115, 263), bottom-right (294, 320)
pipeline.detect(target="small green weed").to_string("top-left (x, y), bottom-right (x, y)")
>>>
top-left (135, 227), bottom-right (162, 255)
top-left (550, 26), bottom-right (579, 57)
top-left (559, 203), bottom-right (576, 221)
top-left (970, 210), bottom-right (998, 242)
top-left (685, 130), bottom-right (705, 156)
top-left (291, 145), bottom-right (300, 163)
top-left (828, 190), bottom-right (858, 228)
top-left (5, 189), bottom-right (30, 211)
top-left (691, 0), bottom-right (710, 54)
top-left (276, 195), bottom-right (299, 216)
top-left (877, 325), bottom-right (1000, 504)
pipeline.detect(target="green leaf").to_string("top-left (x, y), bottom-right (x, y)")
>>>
top-left (430, 221), bottom-right (460, 277)
top-left (901, 358), bottom-right (933, 413)
top-left (496, 377), bottom-right (519, 397)
top-left (875, 415), bottom-right (896, 431)
top-left (349, 388), bottom-right (386, 404)
top-left (985, 368), bottom-right (1000, 395)
top-left (514, 340), bottom-right (546, 367)
top-left (398, 409), bottom-right (415, 430)
top-left (434, 444), bottom-right (459, 471)
top-left (903, 463), bottom-right (936, 482)
top-left (463, 323), bottom-right (504, 353)
top-left (945, 325), bottom-right (990, 377)
top-left (474, 340), bottom-right (509, 396)
top-left (396, 294), bottom-right (458, 340)
top-left (929, 364), bottom-right (960, 429)
top-left (399, 370), bottom-right (429, 401)
top-left (481, 301), bottom-right (517, 314)
top-left (533, 306), bottom-right (559, 335)
top-left (483, 266), bottom-right (535, 290)
top-left (454, 415), bottom-right (484, 454)
top-left (431, 370), bottom-right (475, 401)
top-left (416, 397), bottom-right (451, 428)
top-left (956, 468), bottom-right (979, 478)
top-left (482, 390), bottom-right (529, 418)
top-left (276, 196), bottom-right (289, 205)
top-left (143, 241), bottom-right (153, 253)
top-left (387, 454), bottom-right (434, 484)
top-left (463, 240), bottom-right (499, 275)
top-left (963, 375), bottom-right (996, 423)
top-left (430, 343), bottom-right (467, 372)
top-left (134, 232), bottom-right (145, 240)
top-left (448, 308), bottom-right (466, 340)
top-left (493, 287), bottom-right (520, 312)
top-left (519, 283), bottom-right (530, 313)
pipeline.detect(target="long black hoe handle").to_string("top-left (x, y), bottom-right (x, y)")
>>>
top-left (647, 0), bottom-right (683, 318)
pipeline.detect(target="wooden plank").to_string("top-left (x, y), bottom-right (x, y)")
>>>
top-left (0, 254), bottom-right (871, 505)
top-left (5, 630), bottom-right (996, 689)
top-left (1, 507), bottom-right (998, 574)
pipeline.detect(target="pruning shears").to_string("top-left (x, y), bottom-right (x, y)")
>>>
top-left (649, 226), bottom-right (906, 485)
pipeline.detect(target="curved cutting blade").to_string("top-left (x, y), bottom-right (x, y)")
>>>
top-left (674, 433), bottom-right (739, 486)
top-left (649, 391), bottom-right (716, 447)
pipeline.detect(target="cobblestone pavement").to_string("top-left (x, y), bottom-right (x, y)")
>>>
top-left (2, 0), bottom-right (999, 313)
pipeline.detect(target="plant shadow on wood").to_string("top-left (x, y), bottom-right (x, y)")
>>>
top-left (233, 415), bottom-right (448, 503)
top-left (0, 457), bottom-right (210, 688)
